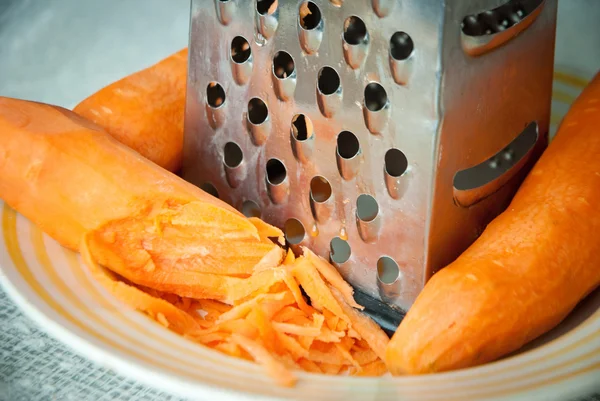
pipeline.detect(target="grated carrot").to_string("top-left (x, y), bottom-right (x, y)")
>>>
top-left (331, 287), bottom-right (389, 361)
top-left (303, 248), bottom-right (363, 310)
top-left (291, 257), bottom-right (348, 321)
top-left (230, 334), bottom-right (297, 387)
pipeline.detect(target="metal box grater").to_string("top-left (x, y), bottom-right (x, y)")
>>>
top-left (182, 0), bottom-right (558, 312)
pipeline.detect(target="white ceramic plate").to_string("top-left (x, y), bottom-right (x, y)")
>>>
top-left (0, 67), bottom-right (599, 400)
top-left (0, 0), bottom-right (600, 401)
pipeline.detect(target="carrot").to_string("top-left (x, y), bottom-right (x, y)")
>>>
top-left (216, 292), bottom-right (287, 322)
top-left (230, 334), bottom-right (297, 387)
top-left (291, 257), bottom-right (348, 320)
top-left (331, 288), bottom-right (389, 361)
top-left (303, 248), bottom-right (363, 310)
top-left (273, 322), bottom-right (321, 337)
top-left (275, 331), bottom-right (309, 360)
top-left (283, 248), bottom-right (296, 265)
top-left (297, 359), bottom-right (322, 373)
top-left (73, 48), bottom-right (188, 172)
top-left (354, 360), bottom-right (388, 377)
top-left (352, 349), bottom-right (378, 366)
top-left (319, 363), bottom-right (344, 375)
top-left (385, 71), bottom-right (600, 375)
top-left (249, 217), bottom-right (285, 245)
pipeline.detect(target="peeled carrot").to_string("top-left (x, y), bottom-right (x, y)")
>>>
top-left (0, 97), bottom-right (283, 294)
top-left (386, 71), bottom-right (600, 375)
top-left (73, 48), bottom-right (187, 172)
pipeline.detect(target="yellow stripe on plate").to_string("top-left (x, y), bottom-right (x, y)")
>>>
top-left (554, 71), bottom-right (589, 89)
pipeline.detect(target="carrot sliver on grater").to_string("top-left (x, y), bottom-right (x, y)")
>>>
top-left (182, 0), bottom-right (558, 327)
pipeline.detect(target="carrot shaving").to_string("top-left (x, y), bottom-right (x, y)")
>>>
top-left (275, 331), bottom-right (309, 360)
top-left (230, 334), bottom-right (297, 387)
top-left (335, 343), bottom-right (361, 369)
top-left (330, 287), bottom-right (389, 361)
top-left (274, 306), bottom-right (305, 322)
top-left (315, 327), bottom-right (344, 343)
top-left (247, 307), bottom-right (279, 353)
top-left (191, 332), bottom-right (229, 344)
top-left (323, 309), bottom-right (339, 331)
top-left (348, 328), bottom-right (361, 339)
top-left (283, 248), bottom-right (296, 265)
top-left (291, 257), bottom-right (348, 321)
top-left (197, 299), bottom-right (233, 313)
top-left (273, 322), bottom-right (321, 337)
top-left (297, 359), bottom-right (322, 373)
top-left (307, 343), bottom-right (350, 365)
top-left (282, 270), bottom-right (314, 315)
top-left (353, 359), bottom-right (388, 377)
top-left (214, 342), bottom-right (246, 359)
top-left (319, 363), bottom-right (343, 375)
top-left (217, 292), bottom-right (288, 322)
top-left (303, 247), bottom-right (363, 310)
top-left (260, 292), bottom-right (297, 319)
top-left (248, 217), bottom-right (284, 245)
top-left (352, 350), bottom-right (376, 365)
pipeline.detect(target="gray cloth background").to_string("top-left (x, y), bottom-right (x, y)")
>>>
top-left (0, 0), bottom-right (599, 400)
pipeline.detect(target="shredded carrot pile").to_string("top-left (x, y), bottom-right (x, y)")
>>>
top-left (79, 218), bottom-right (390, 386)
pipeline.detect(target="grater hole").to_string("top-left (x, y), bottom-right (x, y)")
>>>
top-left (310, 176), bottom-right (332, 203)
top-left (200, 183), bottom-right (219, 198)
top-left (390, 32), bottom-right (414, 61)
top-left (248, 98), bottom-right (269, 124)
top-left (330, 237), bottom-right (351, 264)
top-left (231, 36), bottom-right (251, 64)
top-left (337, 131), bottom-right (360, 159)
top-left (385, 148), bottom-right (408, 177)
top-left (256, 0), bottom-right (277, 15)
top-left (273, 51), bottom-right (295, 79)
top-left (266, 158), bottom-right (287, 185)
top-left (242, 200), bottom-right (261, 218)
top-left (206, 82), bottom-right (226, 108)
top-left (318, 66), bottom-right (341, 95)
top-left (224, 142), bottom-right (243, 168)
top-left (299, 1), bottom-right (321, 30)
top-left (284, 218), bottom-right (306, 245)
top-left (461, 0), bottom-right (543, 36)
top-left (364, 82), bottom-right (388, 112)
top-left (377, 256), bottom-right (400, 284)
top-left (343, 16), bottom-right (367, 45)
top-left (356, 194), bottom-right (378, 222)
top-left (291, 114), bottom-right (313, 141)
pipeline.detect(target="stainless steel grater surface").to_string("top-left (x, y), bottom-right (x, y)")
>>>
top-left (183, 0), bottom-right (558, 312)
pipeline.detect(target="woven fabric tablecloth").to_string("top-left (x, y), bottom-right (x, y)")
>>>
top-left (1, 0), bottom-right (600, 400)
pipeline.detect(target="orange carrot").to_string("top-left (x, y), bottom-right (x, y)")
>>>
top-left (385, 71), bottom-right (600, 375)
top-left (331, 288), bottom-right (389, 361)
top-left (275, 331), bottom-right (309, 360)
top-left (217, 292), bottom-right (288, 322)
top-left (291, 257), bottom-right (348, 320)
top-left (230, 334), bottom-right (297, 387)
top-left (0, 97), bottom-right (284, 296)
top-left (73, 48), bottom-right (188, 172)
top-left (354, 360), bottom-right (388, 377)
top-left (303, 248), bottom-right (363, 310)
